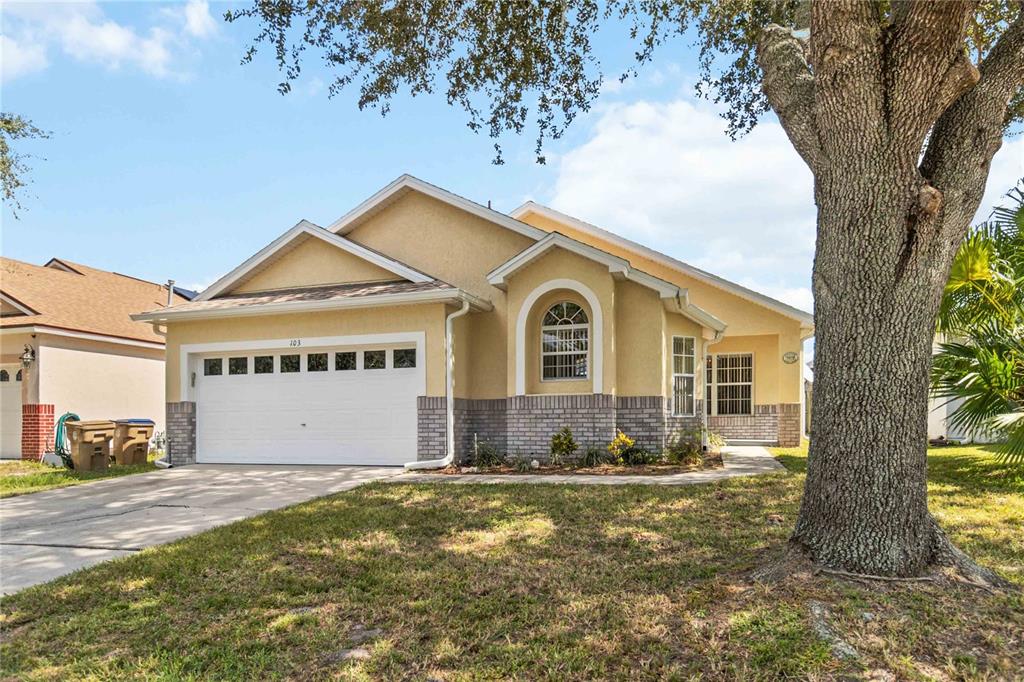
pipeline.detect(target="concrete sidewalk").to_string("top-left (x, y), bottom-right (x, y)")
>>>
top-left (396, 445), bottom-right (783, 485)
top-left (0, 464), bottom-right (400, 594)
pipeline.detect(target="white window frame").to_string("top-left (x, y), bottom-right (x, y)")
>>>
top-left (706, 353), bottom-right (754, 416)
top-left (671, 336), bottom-right (696, 416)
top-left (540, 302), bottom-right (590, 382)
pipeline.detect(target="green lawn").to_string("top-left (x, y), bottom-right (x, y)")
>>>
top-left (1, 445), bottom-right (1021, 680)
top-left (0, 456), bottom-right (158, 498)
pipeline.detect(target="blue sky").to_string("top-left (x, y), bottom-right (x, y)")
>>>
top-left (3, 0), bottom-right (1022, 318)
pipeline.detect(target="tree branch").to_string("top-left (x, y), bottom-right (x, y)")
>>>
top-left (920, 6), bottom-right (1024, 253)
top-left (886, 1), bottom-right (978, 148)
top-left (757, 24), bottom-right (822, 171)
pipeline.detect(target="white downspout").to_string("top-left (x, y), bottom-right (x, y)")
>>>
top-left (701, 331), bottom-right (725, 451)
top-left (405, 299), bottom-right (471, 470)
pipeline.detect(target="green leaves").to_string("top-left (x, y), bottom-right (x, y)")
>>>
top-left (933, 183), bottom-right (1024, 465)
top-left (0, 113), bottom-right (50, 218)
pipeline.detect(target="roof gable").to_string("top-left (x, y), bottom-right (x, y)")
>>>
top-left (511, 202), bottom-right (814, 328)
top-left (195, 220), bottom-right (434, 302)
top-left (489, 232), bottom-right (725, 332)
top-left (329, 174), bottom-right (547, 241)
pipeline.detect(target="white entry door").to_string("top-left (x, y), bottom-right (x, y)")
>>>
top-left (0, 365), bottom-right (23, 459)
top-left (195, 345), bottom-right (421, 465)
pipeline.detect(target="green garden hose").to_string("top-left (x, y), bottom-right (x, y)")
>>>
top-left (54, 412), bottom-right (80, 469)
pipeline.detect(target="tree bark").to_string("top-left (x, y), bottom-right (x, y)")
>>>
top-left (758, 2), bottom-right (1023, 578)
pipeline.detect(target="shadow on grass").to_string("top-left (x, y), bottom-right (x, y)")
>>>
top-left (2, 471), bottom-right (1021, 681)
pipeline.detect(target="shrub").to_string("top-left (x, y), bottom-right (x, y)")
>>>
top-left (707, 430), bottom-right (726, 451)
top-left (620, 446), bottom-right (658, 466)
top-left (606, 430), bottom-right (635, 464)
top-left (666, 429), bottom-right (703, 466)
top-left (468, 439), bottom-right (504, 468)
top-left (580, 445), bottom-right (612, 467)
top-left (550, 427), bottom-right (578, 466)
top-left (512, 457), bottom-right (533, 473)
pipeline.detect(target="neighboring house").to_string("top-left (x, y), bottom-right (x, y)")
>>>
top-left (135, 175), bottom-right (814, 467)
top-left (927, 336), bottom-right (996, 444)
top-left (0, 257), bottom-right (190, 459)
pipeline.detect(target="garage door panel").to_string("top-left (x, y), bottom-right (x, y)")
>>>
top-left (195, 349), bottom-right (419, 466)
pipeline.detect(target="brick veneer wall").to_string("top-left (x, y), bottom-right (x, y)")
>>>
top-left (615, 396), bottom-right (666, 452)
top-left (21, 403), bottom-right (54, 460)
top-left (506, 393), bottom-right (616, 458)
top-left (453, 398), bottom-right (507, 463)
top-left (166, 401), bottom-right (196, 466)
top-left (777, 403), bottom-right (802, 447)
top-left (420, 396), bottom-right (797, 462)
top-left (417, 396), bottom-right (447, 461)
top-left (709, 404), bottom-right (779, 443)
top-left (664, 399), bottom-right (704, 445)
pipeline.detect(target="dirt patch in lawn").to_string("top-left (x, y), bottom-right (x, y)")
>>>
top-left (423, 454), bottom-right (724, 476)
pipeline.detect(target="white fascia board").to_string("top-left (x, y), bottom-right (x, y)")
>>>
top-left (132, 288), bottom-right (492, 324)
top-left (487, 233), bottom-right (627, 288)
top-left (0, 325), bottom-right (165, 349)
top-left (329, 174), bottom-right (547, 241)
top-left (511, 201), bottom-right (814, 327)
top-left (195, 220), bottom-right (432, 303)
top-left (0, 291), bottom-right (37, 316)
top-left (487, 231), bottom-right (683, 302)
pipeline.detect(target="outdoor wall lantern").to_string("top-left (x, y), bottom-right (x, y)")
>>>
top-left (20, 345), bottom-right (35, 369)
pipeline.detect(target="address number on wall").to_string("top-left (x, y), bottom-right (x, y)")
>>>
top-left (289, 339), bottom-right (302, 347)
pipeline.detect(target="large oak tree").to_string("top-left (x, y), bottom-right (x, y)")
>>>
top-left (228, 0), bottom-right (1024, 581)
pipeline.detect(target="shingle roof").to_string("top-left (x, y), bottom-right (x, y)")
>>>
top-left (0, 258), bottom-right (187, 344)
top-left (151, 280), bottom-right (454, 314)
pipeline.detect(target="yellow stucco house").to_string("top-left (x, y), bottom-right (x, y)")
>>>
top-left (135, 175), bottom-right (813, 467)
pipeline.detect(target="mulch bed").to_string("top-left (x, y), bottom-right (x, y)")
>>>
top-left (425, 454), bottom-right (724, 476)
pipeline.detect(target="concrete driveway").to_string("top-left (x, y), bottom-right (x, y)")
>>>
top-left (0, 465), bottom-right (400, 594)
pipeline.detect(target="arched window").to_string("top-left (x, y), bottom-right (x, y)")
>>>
top-left (15, 370), bottom-right (22, 381)
top-left (0, 370), bottom-right (7, 382)
top-left (541, 301), bottom-right (589, 380)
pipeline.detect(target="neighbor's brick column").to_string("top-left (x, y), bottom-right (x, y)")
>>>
top-left (166, 401), bottom-right (196, 466)
top-left (417, 396), bottom-right (447, 461)
top-left (777, 403), bottom-right (802, 447)
top-left (21, 403), bottom-right (54, 460)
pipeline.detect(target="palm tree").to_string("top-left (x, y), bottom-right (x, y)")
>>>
top-left (932, 183), bottom-right (1024, 464)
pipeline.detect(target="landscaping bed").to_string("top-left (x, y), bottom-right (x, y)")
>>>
top-left (426, 453), bottom-right (724, 476)
top-left (0, 456), bottom-right (158, 498)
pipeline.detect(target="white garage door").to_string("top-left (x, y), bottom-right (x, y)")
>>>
top-left (195, 345), bottom-right (420, 465)
top-left (1, 365), bottom-right (23, 459)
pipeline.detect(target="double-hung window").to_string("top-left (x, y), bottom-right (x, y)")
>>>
top-left (672, 336), bottom-right (696, 416)
top-left (541, 302), bottom-right (589, 381)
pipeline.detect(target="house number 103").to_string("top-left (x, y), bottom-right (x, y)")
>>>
top-left (289, 339), bottom-right (302, 347)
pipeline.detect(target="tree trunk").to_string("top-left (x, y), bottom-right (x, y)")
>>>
top-left (755, 2), bottom-right (1023, 580)
top-left (793, 164), bottom-right (948, 576)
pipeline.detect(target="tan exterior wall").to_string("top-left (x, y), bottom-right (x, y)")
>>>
top-left (164, 303), bottom-right (449, 400)
top-left (346, 192), bottom-right (535, 398)
top-left (616, 279), bottom-right (666, 396)
top-left (37, 338), bottom-right (167, 432)
top-left (504, 247), bottom-right (616, 396)
top-left (231, 237), bottom-right (398, 294)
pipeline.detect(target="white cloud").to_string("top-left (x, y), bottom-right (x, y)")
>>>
top-left (976, 136), bottom-right (1023, 222)
top-left (183, 0), bottom-right (218, 39)
top-left (545, 98), bottom-right (1024, 317)
top-left (547, 98), bottom-right (816, 313)
top-left (1, 1), bottom-right (217, 83)
top-left (0, 33), bottom-right (48, 81)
